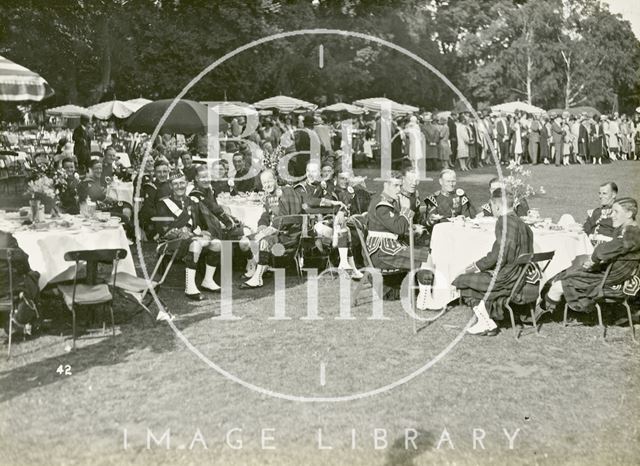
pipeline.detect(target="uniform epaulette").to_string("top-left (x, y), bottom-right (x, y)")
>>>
top-left (189, 195), bottom-right (200, 203)
top-left (481, 202), bottom-right (491, 214)
top-left (425, 195), bottom-right (437, 206)
top-left (461, 195), bottom-right (469, 206)
top-left (587, 209), bottom-right (594, 217)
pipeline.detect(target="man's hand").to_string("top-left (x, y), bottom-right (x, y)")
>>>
top-left (413, 224), bottom-right (426, 236)
top-left (464, 263), bottom-right (479, 274)
top-left (582, 258), bottom-right (595, 270)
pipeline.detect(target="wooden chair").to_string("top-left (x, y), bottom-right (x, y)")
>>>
top-left (563, 262), bottom-right (638, 343)
top-left (270, 214), bottom-right (308, 280)
top-left (349, 214), bottom-right (407, 307)
top-left (499, 251), bottom-right (555, 340)
top-left (57, 248), bottom-right (127, 350)
top-left (0, 248), bottom-right (16, 357)
top-left (111, 238), bottom-right (181, 322)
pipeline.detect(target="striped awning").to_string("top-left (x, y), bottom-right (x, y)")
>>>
top-left (0, 55), bottom-right (54, 101)
top-left (253, 95), bottom-right (317, 112)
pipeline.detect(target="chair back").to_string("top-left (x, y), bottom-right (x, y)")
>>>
top-left (508, 250), bottom-right (555, 302)
top-left (0, 248), bottom-right (15, 308)
top-left (64, 248), bottom-right (128, 297)
top-left (351, 215), bottom-right (375, 270)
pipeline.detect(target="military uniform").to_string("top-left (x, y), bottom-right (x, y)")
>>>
top-left (156, 192), bottom-right (221, 299)
top-left (424, 189), bottom-right (476, 224)
top-left (480, 197), bottom-right (530, 218)
top-left (583, 205), bottom-right (615, 244)
top-left (334, 185), bottom-right (371, 216)
top-left (138, 177), bottom-right (171, 240)
top-left (58, 176), bottom-right (80, 214)
top-left (366, 192), bottom-right (430, 270)
top-left (189, 185), bottom-right (246, 241)
top-left (254, 186), bottom-right (302, 267)
top-left (77, 176), bottom-right (106, 203)
top-left (294, 180), bottom-right (335, 212)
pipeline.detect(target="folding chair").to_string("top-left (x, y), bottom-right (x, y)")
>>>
top-left (563, 261), bottom-right (638, 343)
top-left (57, 248), bottom-right (127, 350)
top-left (270, 214), bottom-right (307, 280)
top-left (499, 251), bottom-right (555, 340)
top-left (111, 238), bottom-right (181, 322)
top-left (350, 214), bottom-right (407, 307)
top-left (0, 248), bottom-right (16, 357)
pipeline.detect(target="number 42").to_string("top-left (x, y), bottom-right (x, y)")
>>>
top-left (56, 364), bottom-right (72, 376)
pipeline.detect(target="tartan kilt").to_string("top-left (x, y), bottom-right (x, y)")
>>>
top-left (370, 245), bottom-right (430, 270)
top-left (453, 266), bottom-right (525, 319)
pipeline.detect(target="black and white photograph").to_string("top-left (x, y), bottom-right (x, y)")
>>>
top-left (0, 0), bottom-right (639, 464)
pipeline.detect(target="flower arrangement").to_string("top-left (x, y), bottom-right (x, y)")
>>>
top-left (26, 175), bottom-right (55, 200)
top-left (262, 144), bottom-right (286, 174)
top-left (504, 160), bottom-right (545, 199)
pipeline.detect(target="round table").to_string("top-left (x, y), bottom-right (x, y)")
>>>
top-left (1, 213), bottom-right (136, 289)
top-left (429, 219), bottom-right (594, 308)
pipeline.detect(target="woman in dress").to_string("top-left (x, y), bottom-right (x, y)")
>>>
top-left (541, 197), bottom-right (640, 313)
top-left (455, 114), bottom-right (470, 171)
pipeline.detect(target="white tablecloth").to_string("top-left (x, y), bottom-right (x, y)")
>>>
top-left (2, 216), bottom-right (136, 289)
top-left (429, 220), bottom-right (594, 308)
top-left (106, 181), bottom-right (134, 205)
top-left (218, 201), bottom-right (263, 232)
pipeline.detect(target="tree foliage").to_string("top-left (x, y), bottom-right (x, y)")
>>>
top-left (0, 0), bottom-right (638, 118)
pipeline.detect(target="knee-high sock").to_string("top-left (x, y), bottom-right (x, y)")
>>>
top-left (338, 247), bottom-right (350, 267)
top-left (185, 267), bottom-right (199, 295)
top-left (201, 265), bottom-right (220, 290)
top-left (245, 264), bottom-right (266, 286)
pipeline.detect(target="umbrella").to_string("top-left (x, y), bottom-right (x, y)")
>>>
top-left (125, 99), bottom-right (228, 134)
top-left (0, 54), bottom-right (54, 101)
top-left (491, 101), bottom-right (545, 115)
top-left (88, 100), bottom-right (137, 119)
top-left (253, 95), bottom-right (317, 112)
top-left (353, 97), bottom-right (417, 115)
top-left (46, 104), bottom-right (91, 117)
top-left (125, 97), bottom-right (152, 111)
top-left (318, 102), bottom-right (366, 117)
top-left (207, 101), bottom-right (259, 118)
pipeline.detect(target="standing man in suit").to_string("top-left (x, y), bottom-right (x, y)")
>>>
top-left (73, 115), bottom-right (91, 174)
top-left (495, 111), bottom-right (509, 165)
top-left (578, 112), bottom-right (590, 164)
top-left (550, 113), bottom-right (564, 166)
top-left (528, 114), bottom-right (541, 164)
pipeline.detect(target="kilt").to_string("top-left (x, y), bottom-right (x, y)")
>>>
top-left (370, 245), bottom-right (429, 270)
top-left (453, 262), bottom-right (523, 319)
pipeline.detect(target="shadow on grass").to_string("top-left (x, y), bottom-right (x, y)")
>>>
top-left (384, 429), bottom-right (435, 466)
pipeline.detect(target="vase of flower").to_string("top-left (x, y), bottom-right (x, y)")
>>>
top-left (29, 197), bottom-right (41, 223)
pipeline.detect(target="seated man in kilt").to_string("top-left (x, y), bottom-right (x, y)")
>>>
top-left (295, 162), bottom-right (361, 277)
top-left (541, 197), bottom-right (640, 314)
top-left (366, 171), bottom-right (434, 310)
top-left (240, 170), bottom-right (302, 289)
top-left (453, 189), bottom-right (534, 335)
top-left (334, 170), bottom-right (371, 275)
top-left (154, 170), bottom-right (221, 301)
top-left (188, 164), bottom-right (255, 277)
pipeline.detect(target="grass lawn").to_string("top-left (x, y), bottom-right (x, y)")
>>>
top-left (0, 161), bottom-right (639, 465)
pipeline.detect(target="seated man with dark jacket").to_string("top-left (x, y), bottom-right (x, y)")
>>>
top-left (0, 231), bottom-right (40, 335)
